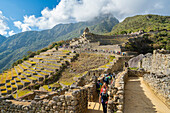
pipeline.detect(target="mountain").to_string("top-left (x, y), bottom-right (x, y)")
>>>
top-left (0, 35), bottom-right (6, 45)
top-left (0, 14), bottom-right (119, 72)
top-left (108, 14), bottom-right (170, 35)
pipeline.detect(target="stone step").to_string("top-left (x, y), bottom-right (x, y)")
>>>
top-left (36, 63), bottom-right (61, 68)
top-left (24, 61), bottom-right (36, 66)
top-left (14, 66), bottom-right (22, 75)
top-left (51, 52), bottom-right (70, 56)
top-left (22, 62), bottom-right (31, 68)
top-left (27, 68), bottom-right (40, 73)
top-left (1, 90), bottom-right (7, 96)
top-left (5, 82), bottom-right (11, 88)
top-left (0, 83), bottom-right (5, 87)
top-left (11, 69), bottom-right (18, 79)
top-left (18, 75), bottom-right (26, 80)
top-left (6, 70), bottom-right (12, 81)
top-left (40, 70), bottom-right (53, 75)
top-left (10, 80), bottom-right (16, 85)
top-left (52, 55), bottom-right (67, 59)
top-left (34, 65), bottom-right (59, 72)
top-left (18, 64), bottom-right (28, 71)
top-left (11, 85), bottom-right (17, 91)
top-left (24, 70), bottom-right (37, 75)
top-left (29, 58), bottom-right (43, 62)
top-left (42, 57), bottom-right (62, 61)
top-left (21, 72), bottom-right (32, 77)
top-left (41, 60), bottom-right (61, 64)
top-left (16, 82), bottom-right (23, 89)
top-left (33, 75), bottom-right (44, 81)
top-left (36, 72), bottom-right (49, 79)
top-left (32, 66), bottom-right (44, 71)
top-left (35, 55), bottom-right (63, 60)
top-left (14, 78), bottom-right (21, 83)
top-left (0, 85), bottom-right (6, 91)
top-left (27, 77), bottom-right (38, 83)
top-left (6, 87), bottom-right (12, 94)
top-left (3, 72), bottom-right (11, 83)
top-left (21, 79), bottom-right (31, 86)
top-left (42, 66), bottom-right (59, 72)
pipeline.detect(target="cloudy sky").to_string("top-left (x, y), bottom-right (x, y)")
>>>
top-left (0, 0), bottom-right (169, 36)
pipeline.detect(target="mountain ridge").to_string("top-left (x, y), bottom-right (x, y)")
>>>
top-left (109, 14), bottom-right (170, 35)
top-left (0, 14), bottom-right (119, 72)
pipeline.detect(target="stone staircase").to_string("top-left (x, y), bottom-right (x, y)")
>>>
top-left (0, 49), bottom-right (77, 96)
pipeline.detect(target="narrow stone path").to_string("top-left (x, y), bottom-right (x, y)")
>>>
top-left (87, 99), bottom-right (103, 113)
top-left (124, 77), bottom-right (170, 113)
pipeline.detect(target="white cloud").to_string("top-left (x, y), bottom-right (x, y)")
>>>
top-left (8, 30), bottom-right (15, 36)
top-left (14, 0), bottom-right (169, 32)
top-left (154, 2), bottom-right (164, 9)
top-left (0, 11), bottom-right (9, 35)
top-left (14, 20), bottom-right (31, 32)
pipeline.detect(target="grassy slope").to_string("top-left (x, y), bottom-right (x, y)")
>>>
top-left (59, 53), bottom-right (112, 85)
top-left (109, 14), bottom-right (170, 35)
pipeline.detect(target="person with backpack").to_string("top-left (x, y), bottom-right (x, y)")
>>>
top-left (100, 82), bottom-right (108, 94)
top-left (103, 74), bottom-right (109, 85)
top-left (99, 88), bottom-right (109, 113)
top-left (96, 80), bottom-right (103, 95)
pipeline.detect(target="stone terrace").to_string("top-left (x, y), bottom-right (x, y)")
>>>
top-left (0, 48), bottom-right (78, 97)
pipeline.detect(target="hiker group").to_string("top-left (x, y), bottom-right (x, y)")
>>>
top-left (96, 73), bottom-right (115, 113)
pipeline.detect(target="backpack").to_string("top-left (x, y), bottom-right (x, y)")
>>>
top-left (101, 93), bottom-right (108, 103)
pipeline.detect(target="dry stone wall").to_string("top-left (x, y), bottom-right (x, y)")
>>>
top-left (0, 87), bottom-right (88, 113)
top-left (141, 50), bottom-right (170, 108)
top-left (107, 70), bottom-right (128, 113)
top-left (141, 50), bottom-right (170, 75)
top-left (143, 73), bottom-right (170, 108)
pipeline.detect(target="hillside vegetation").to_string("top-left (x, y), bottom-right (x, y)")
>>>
top-left (0, 14), bottom-right (119, 73)
top-left (109, 14), bottom-right (170, 35)
top-left (59, 53), bottom-right (111, 85)
top-left (125, 31), bottom-right (170, 54)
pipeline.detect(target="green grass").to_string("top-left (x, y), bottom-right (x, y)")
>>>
top-left (28, 77), bottom-right (37, 80)
top-left (62, 50), bottom-right (71, 53)
top-left (11, 85), bottom-right (17, 88)
top-left (14, 90), bottom-right (33, 98)
top-left (60, 80), bottom-right (75, 86)
top-left (22, 79), bottom-right (31, 82)
top-left (109, 55), bottom-right (116, 61)
top-left (42, 83), bottom-right (61, 92)
top-left (42, 85), bottom-right (52, 92)
top-left (129, 67), bottom-right (139, 70)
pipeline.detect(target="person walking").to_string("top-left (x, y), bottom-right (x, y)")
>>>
top-left (100, 82), bottom-right (109, 94)
top-left (99, 88), bottom-right (109, 113)
top-left (96, 80), bottom-right (103, 95)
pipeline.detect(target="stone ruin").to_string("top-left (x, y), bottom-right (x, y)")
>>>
top-left (0, 51), bottom-right (131, 113)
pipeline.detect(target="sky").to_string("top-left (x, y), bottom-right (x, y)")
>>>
top-left (0, 0), bottom-right (169, 36)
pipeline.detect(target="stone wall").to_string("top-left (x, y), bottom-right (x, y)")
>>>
top-left (140, 49), bottom-right (170, 108)
top-left (0, 87), bottom-right (88, 113)
top-left (0, 52), bottom-right (131, 113)
top-left (143, 73), bottom-right (170, 108)
top-left (141, 50), bottom-right (170, 75)
top-left (107, 69), bottom-right (128, 113)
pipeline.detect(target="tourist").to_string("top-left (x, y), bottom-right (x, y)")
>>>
top-left (103, 74), bottom-right (109, 85)
top-left (124, 62), bottom-right (129, 70)
top-left (96, 80), bottom-right (103, 95)
top-left (99, 88), bottom-right (109, 113)
top-left (108, 73), bottom-right (113, 84)
top-left (100, 82), bottom-right (108, 94)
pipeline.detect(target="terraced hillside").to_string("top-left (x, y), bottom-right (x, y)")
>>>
top-left (0, 48), bottom-right (77, 96)
top-left (58, 53), bottom-right (111, 85)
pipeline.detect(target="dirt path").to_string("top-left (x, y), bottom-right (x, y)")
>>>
top-left (87, 101), bottom-right (103, 113)
top-left (124, 77), bottom-right (170, 113)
